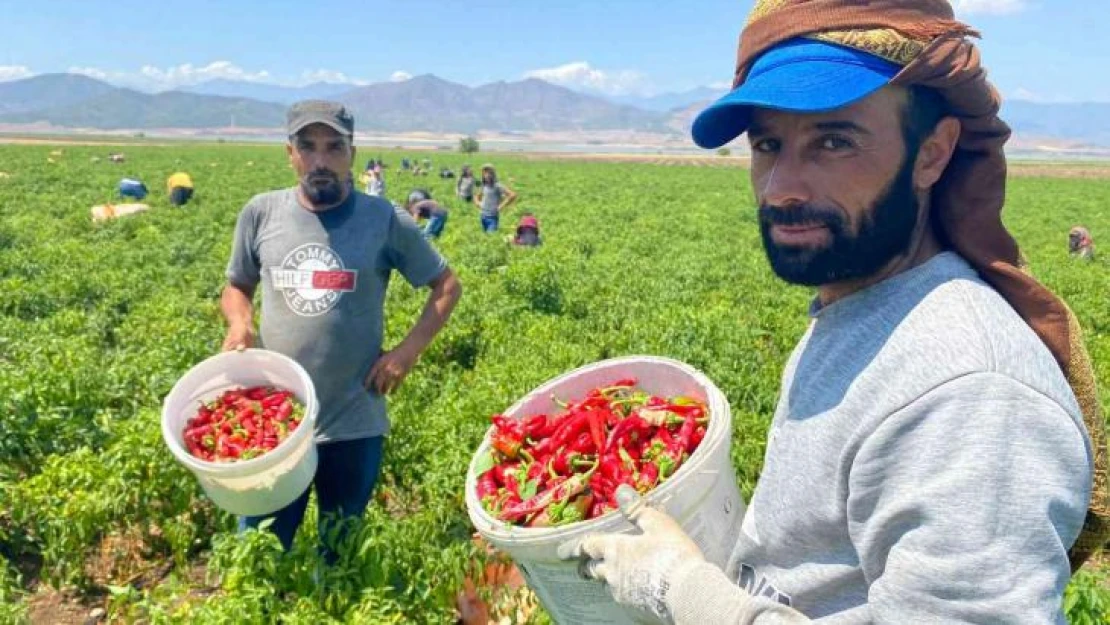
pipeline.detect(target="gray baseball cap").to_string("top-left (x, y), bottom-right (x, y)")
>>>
top-left (286, 100), bottom-right (354, 137)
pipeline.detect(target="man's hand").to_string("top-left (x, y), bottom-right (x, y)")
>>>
top-left (365, 344), bottom-right (419, 395)
top-left (221, 323), bottom-right (255, 352)
top-left (557, 485), bottom-right (707, 623)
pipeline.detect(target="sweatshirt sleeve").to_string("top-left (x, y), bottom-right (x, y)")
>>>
top-left (847, 372), bottom-right (1091, 624)
top-left (668, 561), bottom-right (812, 624)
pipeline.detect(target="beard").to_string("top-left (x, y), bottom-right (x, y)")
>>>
top-left (758, 153), bottom-right (920, 287)
top-left (300, 169), bottom-right (347, 206)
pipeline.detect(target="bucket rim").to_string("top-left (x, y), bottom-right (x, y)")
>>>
top-left (161, 348), bottom-right (320, 476)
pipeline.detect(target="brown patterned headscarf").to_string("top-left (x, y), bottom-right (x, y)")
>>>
top-left (716, 0), bottom-right (1108, 572)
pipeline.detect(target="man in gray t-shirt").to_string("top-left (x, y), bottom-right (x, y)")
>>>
top-left (221, 100), bottom-right (462, 560)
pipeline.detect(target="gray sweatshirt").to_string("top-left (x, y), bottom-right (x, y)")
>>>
top-left (667, 252), bottom-right (1093, 624)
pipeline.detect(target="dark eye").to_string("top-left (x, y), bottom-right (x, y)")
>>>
top-left (820, 135), bottom-right (853, 151)
top-left (751, 138), bottom-right (780, 154)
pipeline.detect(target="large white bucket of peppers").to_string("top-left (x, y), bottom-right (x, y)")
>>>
top-left (465, 355), bottom-right (746, 625)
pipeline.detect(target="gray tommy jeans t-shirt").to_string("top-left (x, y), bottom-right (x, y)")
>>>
top-left (479, 182), bottom-right (507, 217)
top-left (226, 188), bottom-right (447, 443)
top-left (666, 252), bottom-right (1092, 625)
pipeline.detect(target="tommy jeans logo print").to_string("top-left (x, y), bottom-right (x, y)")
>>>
top-left (271, 243), bottom-right (357, 316)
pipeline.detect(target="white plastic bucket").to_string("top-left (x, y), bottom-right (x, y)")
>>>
top-left (465, 355), bottom-right (746, 625)
top-left (162, 349), bottom-right (320, 517)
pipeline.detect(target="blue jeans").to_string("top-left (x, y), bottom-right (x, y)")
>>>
top-left (238, 436), bottom-right (385, 563)
top-left (423, 213), bottom-right (447, 238)
top-left (480, 214), bottom-right (499, 232)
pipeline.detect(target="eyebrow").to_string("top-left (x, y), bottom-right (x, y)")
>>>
top-left (813, 120), bottom-right (872, 135)
top-left (296, 137), bottom-right (348, 149)
top-left (747, 119), bottom-right (873, 138)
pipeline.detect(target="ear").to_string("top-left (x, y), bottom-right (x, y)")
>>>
top-left (914, 116), bottom-right (961, 190)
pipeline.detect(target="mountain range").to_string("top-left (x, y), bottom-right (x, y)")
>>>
top-left (1, 73), bottom-right (1109, 149)
top-left (0, 73), bottom-right (672, 135)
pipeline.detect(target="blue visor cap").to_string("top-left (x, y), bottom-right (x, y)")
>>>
top-left (691, 38), bottom-right (904, 149)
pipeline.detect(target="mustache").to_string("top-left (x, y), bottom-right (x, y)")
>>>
top-left (305, 170), bottom-right (340, 181)
top-left (758, 204), bottom-right (846, 229)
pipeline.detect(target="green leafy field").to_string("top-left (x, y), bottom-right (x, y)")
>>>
top-left (0, 144), bottom-right (1106, 623)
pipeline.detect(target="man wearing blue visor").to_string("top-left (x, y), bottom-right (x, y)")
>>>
top-left (558, 1), bottom-right (1107, 623)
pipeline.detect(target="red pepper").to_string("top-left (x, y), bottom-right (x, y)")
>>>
top-left (568, 431), bottom-right (595, 455)
top-left (589, 500), bottom-right (609, 519)
top-left (526, 459), bottom-right (547, 487)
top-left (677, 413), bottom-right (698, 452)
top-left (587, 410), bottom-right (606, 456)
top-left (491, 461), bottom-right (517, 487)
top-left (491, 431), bottom-right (523, 459)
top-left (533, 412), bottom-right (590, 456)
top-left (476, 472), bottom-right (499, 502)
top-left (600, 454), bottom-right (624, 481)
top-left (522, 414), bottom-right (557, 440)
top-left (551, 448), bottom-right (576, 475)
top-left (690, 425), bottom-right (707, 450)
top-left (276, 402), bottom-right (293, 421)
top-left (604, 415), bottom-right (650, 453)
top-left (500, 469), bottom-right (593, 522)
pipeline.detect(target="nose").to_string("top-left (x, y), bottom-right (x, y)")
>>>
top-left (755, 152), bottom-right (812, 209)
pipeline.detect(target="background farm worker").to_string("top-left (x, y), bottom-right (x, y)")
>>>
top-left (511, 213), bottom-right (541, 247)
top-left (1069, 226), bottom-right (1095, 260)
top-left (405, 188), bottom-right (449, 239)
top-left (166, 171), bottom-right (194, 206)
top-left (558, 1), bottom-right (1106, 622)
top-left (456, 164), bottom-right (476, 205)
top-left (220, 100), bottom-right (462, 562)
top-left (474, 164), bottom-right (517, 232)
top-left (366, 167), bottom-right (386, 197)
top-left (117, 177), bottom-right (148, 200)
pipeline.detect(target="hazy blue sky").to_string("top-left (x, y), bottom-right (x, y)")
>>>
top-left (0, 0), bottom-right (1105, 101)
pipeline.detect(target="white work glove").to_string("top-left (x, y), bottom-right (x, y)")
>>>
top-left (557, 484), bottom-right (708, 623)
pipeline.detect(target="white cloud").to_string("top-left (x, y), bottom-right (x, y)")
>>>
top-left (708, 80), bottom-right (732, 90)
top-left (523, 61), bottom-right (648, 96)
top-left (59, 62), bottom-right (377, 92)
top-left (138, 61), bottom-right (272, 87)
top-left (68, 66), bottom-right (110, 80)
top-left (0, 65), bottom-right (34, 82)
top-left (390, 70), bottom-right (413, 82)
top-left (300, 69), bottom-right (368, 85)
top-left (1008, 87), bottom-right (1075, 104)
top-left (1012, 87), bottom-right (1042, 101)
top-left (951, 0), bottom-right (1027, 15)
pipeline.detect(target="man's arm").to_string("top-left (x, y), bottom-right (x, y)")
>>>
top-left (498, 185), bottom-right (518, 212)
top-left (220, 282), bottom-right (256, 351)
top-left (222, 201), bottom-right (262, 351)
top-left (399, 267), bottom-right (461, 357)
top-left (366, 267), bottom-right (461, 395)
top-left (848, 373), bottom-right (1090, 624)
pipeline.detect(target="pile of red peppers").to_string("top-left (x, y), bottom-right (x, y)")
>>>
top-left (182, 386), bottom-right (305, 462)
top-left (475, 378), bottom-right (709, 527)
